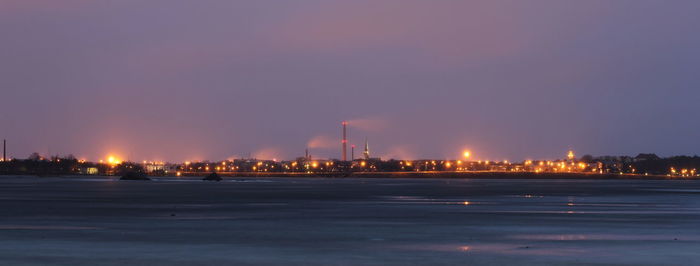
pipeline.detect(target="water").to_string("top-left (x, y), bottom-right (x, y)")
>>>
top-left (0, 176), bottom-right (698, 265)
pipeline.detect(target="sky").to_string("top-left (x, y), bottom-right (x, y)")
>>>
top-left (1, 0), bottom-right (699, 162)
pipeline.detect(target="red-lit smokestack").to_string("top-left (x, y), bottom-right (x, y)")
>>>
top-left (342, 121), bottom-right (348, 161)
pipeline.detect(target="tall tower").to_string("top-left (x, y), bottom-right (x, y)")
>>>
top-left (351, 145), bottom-right (355, 161)
top-left (341, 121), bottom-right (348, 161)
top-left (2, 139), bottom-right (5, 162)
top-left (363, 138), bottom-right (370, 160)
top-left (567, 149), bottom-right (575, 161)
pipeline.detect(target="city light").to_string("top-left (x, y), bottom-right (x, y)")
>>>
top-left (8, 147), bottom-right (689, 177)
top-left (463, 151), bottom-right (471, 159)
top-left (106, 156), bottom-right (122, 165)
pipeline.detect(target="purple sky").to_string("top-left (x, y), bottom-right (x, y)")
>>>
top-left (2, 0), bottom-right (699, 162)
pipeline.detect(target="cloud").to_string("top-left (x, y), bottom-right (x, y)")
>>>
top-left (0, 0), bottom-right (93, 14)
top-left (380, 145), bottom-right (417, 160)
top-left (307, 135), bottom-right (337, 149)
top-left (346, 117), bottom-right (389, 132)
top-left (252, 147), bottom-right (282, 160)
top-left (269, 1), bottom-right (526, 61)
top-left (3, 0), bottom-right (700, 161)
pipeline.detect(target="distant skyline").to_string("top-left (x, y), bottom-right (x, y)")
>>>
top-left (2, 0), bottom-right (699, 162)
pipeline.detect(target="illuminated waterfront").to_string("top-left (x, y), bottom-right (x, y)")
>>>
top-left (1, 176), bottom-right (698, 265)
top-left (2, 125), bottom-right (699, 178)
top-left (3, 147), bottom-right (700, 179)
top-left (3, 1), bottom-right (700, 265)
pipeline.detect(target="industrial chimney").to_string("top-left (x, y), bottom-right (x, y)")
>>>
top-left (342, 121), bottom-right (348, 161)
top-left (351, 145), bottom-right (355, 161)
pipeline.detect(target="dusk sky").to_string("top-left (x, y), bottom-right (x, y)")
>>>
top-left (2, 0), bottom-right (699, 162)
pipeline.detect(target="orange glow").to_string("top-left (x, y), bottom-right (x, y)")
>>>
top-left (106, 156), bottom-right (122, 165)
top-left (463, 151), bottom-right (471, 159)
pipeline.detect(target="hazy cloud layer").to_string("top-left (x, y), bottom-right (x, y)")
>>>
top-left (1, 0), bottom-right (699, 162)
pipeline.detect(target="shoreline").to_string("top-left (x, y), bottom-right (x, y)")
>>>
top-left (205, 171), bottom-right (689, 180)
top-left (2, 171), bottom-right (694, 180)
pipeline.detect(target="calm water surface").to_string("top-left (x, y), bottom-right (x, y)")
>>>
top-left (0, 176), bottom-right (698, 265)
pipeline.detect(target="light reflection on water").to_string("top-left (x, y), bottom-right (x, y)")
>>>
top-left (1, 177), bottom-right (699, 264)
top-left (646, 189), bottom-right (700, 193)
top-left (151, 178), bottom-right (276, 183)
top-left (0, 225), bottom-right (100, 230)
top-left (393, 243), bottom-right (588, 256)
top-left (361, 195), bottom-right (700, 219)
top-left (510, 234), bottom-right (700, 241)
